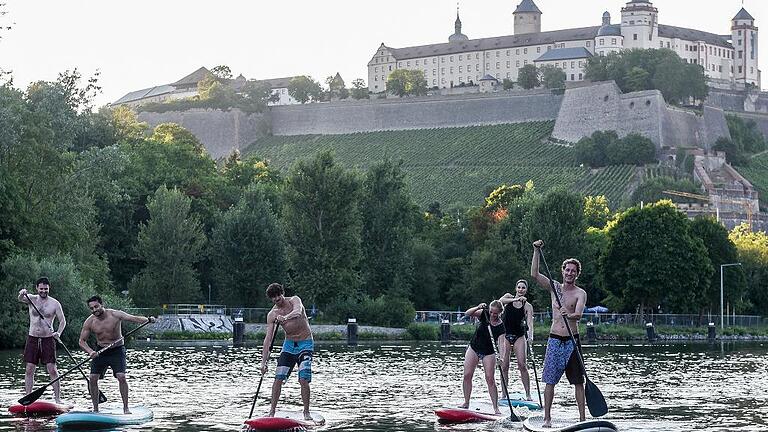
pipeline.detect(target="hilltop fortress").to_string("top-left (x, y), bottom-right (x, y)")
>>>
top-left (367, 0), bottom-right (760, 93)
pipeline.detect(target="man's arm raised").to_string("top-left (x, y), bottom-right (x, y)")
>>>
top-left (530, 240), bottom-right (551, 291)
top-left (17, 288), bottom-right (31, 303)
top-left (116, 310), bottom-right (154, 325)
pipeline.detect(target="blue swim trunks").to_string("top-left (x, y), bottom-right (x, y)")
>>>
top-left (542, 333), bottom-right (584, 385)
top-left (275, 339), bottom-right (313, 382)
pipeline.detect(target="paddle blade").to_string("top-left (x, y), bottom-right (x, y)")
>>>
top-left (18, 385), bottom-right (47, 406)
top-left (98, 390), bottom-right (108, 403)
top-left (585, 379), bottom-right (608, 417)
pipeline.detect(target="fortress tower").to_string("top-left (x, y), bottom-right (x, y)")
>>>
top-left (513, 0), bottom-right (541, 35)
top-left (595, 11), bottom-right (623, 56)
top-left (621, 0), bottom-right (658, 50)
top-left (449, 8), bottom-right (469, 43)
top-left (732, 8), bottom-right (760, 88)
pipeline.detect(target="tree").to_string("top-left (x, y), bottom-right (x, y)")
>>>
top-left (729, 224), bottom-right (768, 315)
top-left (628, 176), bottom-right (700, 207)
top-left (689, 217), bottom-right (746, 315)
top-left (575, 130), bottom-right (618, 168)
top-left (606, 133), bottom-right (656, 165)
top-left (150, 123), bottom-right (205, 155)
top-left (714, 137), bottom-right (748, 166)
top-left (350, 78), bottom-right (369, 100)
top-left (502, 78), bottom-right (514, 90)
top-left (210, 184), bottom-right (286, 307)
top-left (540, 65), bottom-right (566, 89)
top-left (288, 76), bottom-right (323, 104)
top-left (584, 195), bottom-right (611, 228)
top-left (386, 69), bottom-right (427, 97)
top-left (625, 66), bottom-right (650, 92)
top-left (517, 64), bottom-right (540, 90)
top-left (360, 160), bottom-right (419, 299)
top-left (601, 201), bottom-right (712, 315)
top-left (325, 73), bottom-right (348, 100)
top-left (210, 65), bottom-right (233, 80)
top-left (129, 186), bottom-right (206, 306)
top-left (282, 151), bottom-right (362, 313)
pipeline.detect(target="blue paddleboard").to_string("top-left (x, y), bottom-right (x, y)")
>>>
top-left (500, 392), bottom-right (542, 410)
top-left (56, 405), bottom-right (153, 429)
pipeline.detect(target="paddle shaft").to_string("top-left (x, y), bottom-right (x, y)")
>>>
top-left (538, 248), bottom-right (608, 417)
top-left (19, 319), bottom-right (151, 405)
top-left (24, 293), bottom-right (107, 403)
top-left (484, 309), bottom-right (520, 422)
top-left (249, 321), bottom-right (280, 419)
top-left (522, 315), bottom-right (543, 408)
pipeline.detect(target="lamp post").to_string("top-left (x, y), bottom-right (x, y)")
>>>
top-left (720, 263), bottom-right (741, 330)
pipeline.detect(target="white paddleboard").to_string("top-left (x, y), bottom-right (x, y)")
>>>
top-left (524, 415), bottom-right (618, 432)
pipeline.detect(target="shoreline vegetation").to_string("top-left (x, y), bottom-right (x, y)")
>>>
top-left (148, 322), bottom-right (768, 342)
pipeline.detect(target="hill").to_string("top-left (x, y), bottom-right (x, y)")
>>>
top-left (245, 121), bottom-right (638, 209)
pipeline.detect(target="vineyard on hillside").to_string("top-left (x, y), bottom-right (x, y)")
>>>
top-left (737, 153), bottom-right (768, 208)
top-left (247, 122), bottom-right (639, 209)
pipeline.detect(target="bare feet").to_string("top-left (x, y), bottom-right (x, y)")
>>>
top-left (124, 407), bottom-right (132, 414)
top-left (458, 402), bottom-right (469, 409)
top-left (543, 418), bottom-right (552, 428)
top-left (303, 411), bottom-right (312, 421)
top-left (525, 394), bottom-right (533, 401)
top-left (267, 411), bottom-right (275, 417)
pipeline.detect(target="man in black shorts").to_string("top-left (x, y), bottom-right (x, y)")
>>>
top-left (79, 295), bottom-right (154, 413)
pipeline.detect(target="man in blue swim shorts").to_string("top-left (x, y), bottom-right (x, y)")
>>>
top-left (530, 240), bottom-right (587, 428)
top-left (260, 283), bottom-right (314, 421)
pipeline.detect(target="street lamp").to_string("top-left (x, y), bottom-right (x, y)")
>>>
top-left (720, 263), bottom-right (742, 330)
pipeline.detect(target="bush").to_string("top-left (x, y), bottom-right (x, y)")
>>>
top-left (359, 295), bottom-right (416, 327)
top-left (406, 323), bottom-right (439, 340)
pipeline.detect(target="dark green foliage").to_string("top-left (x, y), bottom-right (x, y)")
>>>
top-left (629, 176), bottom-right (700, 206)
top-left (360, 160), bottom-right (419, 298)
top-left (540, 65), bottom-right (565, 89)
top-left (129, 186), bottom-right (206, 307)
top-left (351, 78), bottom-right (369, 100)
top-left (406, 323), bottom-right (440, 340)
top-left (502, 78), bottom-right (514, 90)
top-left (585, 49), bottom-right (707, 104)
top-left (210, 184), bottom-right (286, 307)
top-left (602, 201), bottom-right (713, 314)
top-left (576, 131), bottom-right (655, 167)
top-left (689, 217), bottom-right (746, 313)
top-left (517, 65), bottom-right (540, 90)
top-left (283, 151), bottom-right (362, 309)
top-left (575, 130), bottom-right (618, 168)
top-left (386, 69), bottom-right (427, 97)
top-left (288, 76), bottom-right (323, 104)
top-left (716, 115), bottom-right (767, 166)
top-left (728, 224), bottom-right (768, 315)
top-left (714, 137), bottom-right (748, 166)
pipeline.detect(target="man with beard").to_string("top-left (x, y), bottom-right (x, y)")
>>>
top-left (78, 295), bottom-right (155, 413)
top-left (17, 277), bottom-right (67, 403)
top-left (530, 240), bottom-right (587, 428)
top-left (260, 283), bottom-right (314, 421)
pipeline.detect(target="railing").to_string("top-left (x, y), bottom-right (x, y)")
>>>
top-left (128, 305), bottom-right (272, 323)
top-left (413, 310), bottom-right (766, 327)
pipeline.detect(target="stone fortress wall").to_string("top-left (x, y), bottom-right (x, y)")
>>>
top-left (136, 81), bottom-right (768, 160)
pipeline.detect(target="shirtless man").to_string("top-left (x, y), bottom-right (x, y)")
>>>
top-left (78, 295), bottom-right (155, 413)
top-left (531, 240), bottom-right (587, 427)
top-left (18, 277), bottom-right (66, 403)
top-left (259, 283), bottom-right (314, 421)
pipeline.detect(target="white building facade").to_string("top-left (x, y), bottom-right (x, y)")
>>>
top-left (367, 0), bottom-right (760, 93)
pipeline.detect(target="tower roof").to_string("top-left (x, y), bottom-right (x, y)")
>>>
top-left (514, 0), bottom-right (541, 14)
top-left (733, 8), bottom-right (755, 21)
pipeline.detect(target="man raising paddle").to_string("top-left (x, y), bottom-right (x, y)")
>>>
top-left (18, 277), bottom-right (66, 404)
top-left (260, 283), bottom-right (314, 421)
top-left (78, 295), bottom-right (155, 414)
top-left (531, 240), bottom-right (587, 427)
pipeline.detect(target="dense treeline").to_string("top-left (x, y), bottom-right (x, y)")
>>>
top-left (1, 72), bottom-right (766, 350)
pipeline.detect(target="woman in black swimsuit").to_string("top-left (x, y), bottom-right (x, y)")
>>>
top-left (459, 300), bottom-right (506, 414)
top-left (499, 279), bottom-right (535, 400)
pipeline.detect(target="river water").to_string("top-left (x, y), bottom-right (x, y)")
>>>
top-left (0, 340), bottom-right (765, 431)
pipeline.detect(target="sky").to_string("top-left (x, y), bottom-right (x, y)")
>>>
top-left (1, 0), bottom-right (766, 108)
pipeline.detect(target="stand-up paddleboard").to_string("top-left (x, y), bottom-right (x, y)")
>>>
top-left (244, 410), bottom-right (325, 431)
top-left (435, 401), bottom-right (511, 423)
top-left (500, 392), bottom-right (542, 410)
top-left (56, 406), bottom-right (153, 429)
top-left (524, 415), bottom-right (618, 432)
top-left (8, 400), bottom-right (71, 416)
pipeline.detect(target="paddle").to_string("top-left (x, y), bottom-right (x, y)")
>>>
top-left (24, 293), bottom-right (108, 404)
top-left (539, 249), bottom-right (608, 418)
top-left (248, 320), bottom-right (280, 419)
top-left (484, 308), bottom-right (520, 423)
top-left (522, 315), bottom-right (543, 408)
top-left (18, 319), bottom-right (152, 406)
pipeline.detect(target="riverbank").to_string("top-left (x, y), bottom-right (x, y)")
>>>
top-left (148, 322), bottom-right (768, 341)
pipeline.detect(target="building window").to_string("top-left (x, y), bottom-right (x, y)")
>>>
top-left (416, 60), bottom-right (419, 66)
top-left (459, 55), bottom-right (463, 61)
top-left (459, 66), bottom-right (463, 72)
top-left (441, 57), bottom-right (445, 63)
top-left (633, 34), bottom-right (638, 40)
top-left (398, 62), bottom-right (402, 67)
top-left (537, 47), bottom-right (541, 53)
top-left (611, 38), bottom-right (616, 45)
top-left (450, 56), bottom-right (454, 62)
top-left (516, 60), bottom-right (520, 67)
top-left (738, 51), bottom-right (743, 59)
top-left (524, 48), bottom-right (528, 54)
top-left (441, 68), bottom-right (445, 74)
top-left (389, 65), bottom-right (392, 71)
top-left (516, 49), bottom-right (520, 55)
top-left (738, 39), bottom-right (742, 46)
top-left (660, 41), bottom-right (663, 48)
top-left (432, 79), bottom-right (436, 85)
top-left (506, 61), bottom-right (510, 68)
top-left (524, 60), bottom-right (528, 65)
top-left (432, 70), bottom-right (436, 76)
top-left (586, 41), bottom-right (591, 47)
top-left (506, 50), bottom-right (510, 56)
top-left (571, 74), bottom-right (575, 81)
top-left (406, 61), bottom-right (410, 67)
top-left (579, 73), bottom-right (583, 80)
top-left (496, 51), bottom-right (500, 57)
top-left (486, 63), bottom-right (490, 69)
top-left (600, 39), bottom-right (605, 46)
top-left (739, 66), bottom-right (743, 74)
top-left (667, 42), bottom-right (670, 48)
top-left (571, 61), bottom-right (575, 68)
top-left (450, 67), bottom-right (453, 73)
top-left (496, 62), bottom-right (500, 68)
top-left (375, 67), bottom-right (379, 73)
top-left (374, 76), bottom-right (378, 81)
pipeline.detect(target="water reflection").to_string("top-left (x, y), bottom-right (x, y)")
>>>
top-left (0, 341), bottom-right (766, 431)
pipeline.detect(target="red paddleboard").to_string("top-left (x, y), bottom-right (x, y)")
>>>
top-left (435, 401), bottom-right (505, 423)
top-left (8, 400), bottom-right (72, 416)
top-left (244, 410), bottom-right (325, 431)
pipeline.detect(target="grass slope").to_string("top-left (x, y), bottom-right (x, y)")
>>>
top-left (738, 153), bottom-right (768, 208)
top-left (247, 122), bottom-right (637, 208)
